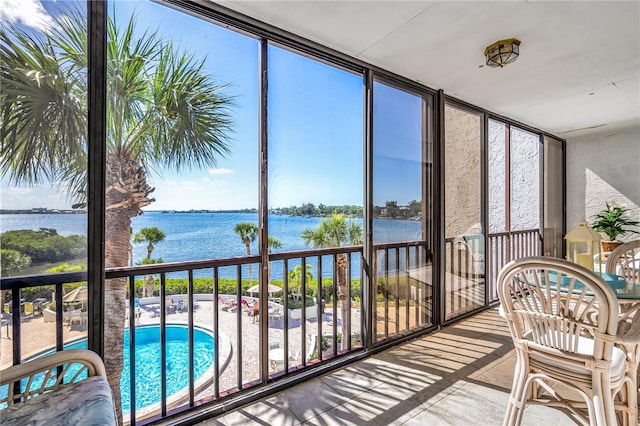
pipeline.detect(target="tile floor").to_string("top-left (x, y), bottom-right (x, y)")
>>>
top-left (194, 308), bottom-right (580, 425)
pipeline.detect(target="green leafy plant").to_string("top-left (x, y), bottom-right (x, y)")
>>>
top-left (590, 203), bottom-right (640, 241)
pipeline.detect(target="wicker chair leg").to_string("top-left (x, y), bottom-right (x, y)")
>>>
top-left (504, 357), bottom-right (528, 426)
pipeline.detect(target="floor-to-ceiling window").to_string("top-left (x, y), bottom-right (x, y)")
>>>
top-left (443, 103), bottom-right (485, 320)
top-left (372, 79), bottom-right (433, 339)
top-left (487, 120), bottom-right (542, 296)
top-left (0, 0), bottom-right (89, 365)
top-left (267, 43), bottom-right (364, 368)
top-left (103, 1), bottom-right (260, 419)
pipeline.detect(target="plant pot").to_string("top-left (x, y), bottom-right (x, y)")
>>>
top-left (602, 241), bottom-right (623, 252)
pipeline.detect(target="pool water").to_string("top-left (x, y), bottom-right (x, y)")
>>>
top-left (43, 325), bottom-right (215, 412)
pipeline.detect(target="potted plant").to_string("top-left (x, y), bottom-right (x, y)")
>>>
top-left (589, 202), bottom-right (640, 252)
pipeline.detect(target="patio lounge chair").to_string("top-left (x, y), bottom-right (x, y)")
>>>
top-left (165, 297), bottom-right (176, 314)
top-left (63, 308), bottom-right (82, 325)
top-left (69, 311), bottom-right (88, 328)
top-left (218, 296), bottom-right (237, 312)
top-left (241, 299), bottom-right (253, 315)
top-left (269, 305), bottom-right (283, 322)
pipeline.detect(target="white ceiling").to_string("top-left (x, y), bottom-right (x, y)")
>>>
top-left (215, 0), bottom-right (639, 136)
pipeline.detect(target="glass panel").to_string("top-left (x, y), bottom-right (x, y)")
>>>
top-left (444, 104), bottom-right (485, 320)
top-left (0, 1), bottom-right (88, 365)
top-left (372, 80), bottom-right (432, 340)
top-left (544, 136), bottom-right (564, 258)
top-left (487, 119), bottom-right (508, 293)
top-left (105, 1), bottom-right (258, 420)
top-left (268, 44), bottom-right (364, 362)
top-left (510, 127), bottom-right (540, 231)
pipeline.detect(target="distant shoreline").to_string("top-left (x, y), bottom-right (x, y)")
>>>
top-left (0, 209), bottom-right (85, 214)
top-left (2, 204), bottom-right (421, 221)
top-left (0, 209), bottom-right (255, 214)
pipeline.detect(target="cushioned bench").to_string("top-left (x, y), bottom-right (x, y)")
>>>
top-left (1, 349), bottom-right (117, 425)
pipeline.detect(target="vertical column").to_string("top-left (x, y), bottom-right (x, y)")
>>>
top-left (87, 0), bottom-right (107, 358)
top-left (258, 37), bottom-right (269, 381)
top-left (362, 69), bottom-right (374, 350)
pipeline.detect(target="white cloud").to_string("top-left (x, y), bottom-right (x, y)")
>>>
top-left (202, 177), bottom-right (210, 182)
top-left (0, 184), bottom-right (72, 210)
top-left (183, 180), bottom-right (199, 186)
top-left (0, 0), bottom-right (54, 30)
top-left (208, 168), bottom-right (234, 175)
top-left (2, 186), bottom-right (34, 196)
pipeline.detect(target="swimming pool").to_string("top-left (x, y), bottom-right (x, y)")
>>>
top-left (49, 324), bottom-right (215, 412)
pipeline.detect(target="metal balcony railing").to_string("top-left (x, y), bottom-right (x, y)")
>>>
top-left (0, 232), bottom-right (539, 424)
top-left (444, 228), bottom-right (541, 320)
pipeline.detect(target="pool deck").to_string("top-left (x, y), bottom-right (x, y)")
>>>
top-left (1, 298), bottom-right (346, 398)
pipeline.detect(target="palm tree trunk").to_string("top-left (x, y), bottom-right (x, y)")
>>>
top-left (245, 240), bottom-right (252, 285)
top-left (104, 210), bottom-right (131, 424)
top-left (144, 243), bottom-right (154, 297)
top-left (144, 276), bottom-right (155, 298)
top-left (104, 153), bottom-right (154, 424)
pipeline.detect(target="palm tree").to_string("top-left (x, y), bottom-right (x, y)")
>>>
top-left (133, 227), bottom-right (166, 297)
top-left (267, 236), bottom-right (282, 252)
top-left (301, 214), bottom-right (362, 350)
top-left (234, 222), bottom-right (258, 285)
top-left (133, 227), bottom-right (166, 260)
top-left (267, 236), bottom-right (282, 284)
top-left (287, 263), bottom-right (313, 296)
top-left (1, 9), bottom-right (233, 421)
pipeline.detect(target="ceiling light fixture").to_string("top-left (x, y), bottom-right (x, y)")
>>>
top-left (484, 38), bottom-right (521, 68)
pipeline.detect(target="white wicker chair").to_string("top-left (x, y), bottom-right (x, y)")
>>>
top-left (605, 239), bottom-right (640, 420)
top-left (497, 256), bottom-right (638, 426)
top-left (606, 240), bottom-right (640, 286)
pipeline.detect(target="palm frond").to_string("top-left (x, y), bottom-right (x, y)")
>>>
top-left (1, 23), bottom-right (86, 190)
top-left (2, 5), bottom-right (235, 206)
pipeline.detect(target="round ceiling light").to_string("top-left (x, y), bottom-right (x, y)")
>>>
top-left (484, 38), bottom-right (521, 68)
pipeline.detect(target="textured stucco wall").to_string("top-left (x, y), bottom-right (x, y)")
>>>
top-left (565, 120), bottom-right (640, 242)
top-left (444, 105), bottom-right (481, 238)
top-left (510, 128), bottom-right (540, 231)
top-left (488, 121), bottom-right (506, 233)
top-left (447, 112), bottom-right (542, 238)
top-left (486, 120), bottom-right (542, 234)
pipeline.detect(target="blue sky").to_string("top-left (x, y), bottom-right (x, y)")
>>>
top-left (0, 0), bottom-right (424, 211)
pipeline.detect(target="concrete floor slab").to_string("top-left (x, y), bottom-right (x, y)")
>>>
top-left (197, 308), bottom-right (622, 426)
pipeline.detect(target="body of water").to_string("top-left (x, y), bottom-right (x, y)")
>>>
top-left (1, 211), bottom-right (423, 279)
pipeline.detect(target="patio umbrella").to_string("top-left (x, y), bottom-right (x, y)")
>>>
top-left (63, 286), bottom-right (88, 309)
top-left (246, 284), bottom-right (282, 294)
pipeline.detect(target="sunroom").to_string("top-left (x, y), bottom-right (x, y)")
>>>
top-left (1, 1), bottom-right (638, 425)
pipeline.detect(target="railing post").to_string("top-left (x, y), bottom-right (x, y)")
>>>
top-left (11, 284), bottom-right (21, 366)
